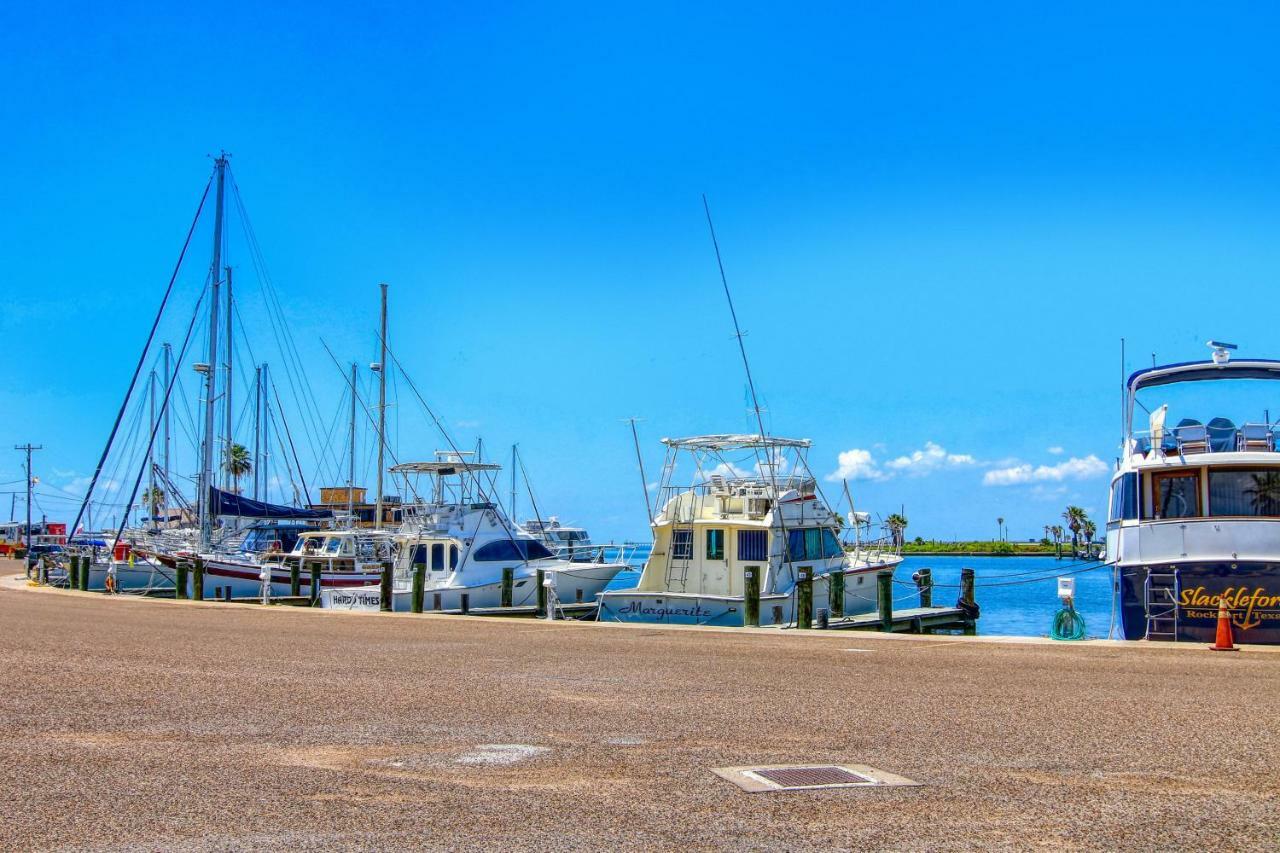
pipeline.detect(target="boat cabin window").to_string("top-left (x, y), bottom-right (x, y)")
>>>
top-left (450, 544), bottom-right (459, 568)
top-left (787, 528), bottom-right (844, 561)
top-left (1151, 471), bottom-right (1200, 519)
top-left (1108, 473), bottom-right (1139, 522)
top-left (298, 536), bottom-right (323, 554)
top-left (1208, 469), bottom-right (1280, 516)
top-left (671, 529), bottom-right (693, 560)
top-left (706, 528), bottom-right (725, 561)
top-left (325, 537), bottom-right (344, 555)
top-left (431, 543), bottom-right (446, 571)
top-left (737, 529), bottom-right (768, 562)
top-left (473, 539), bottom-right (554, 561)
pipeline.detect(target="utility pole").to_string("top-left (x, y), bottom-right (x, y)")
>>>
top-left (15, 444), bottom-right (41, 559)
top-left (374, 283), bottom-right (388, 530)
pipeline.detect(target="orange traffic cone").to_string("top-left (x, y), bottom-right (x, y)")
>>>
top-left (1210, 595), bottom-right (1238, 651)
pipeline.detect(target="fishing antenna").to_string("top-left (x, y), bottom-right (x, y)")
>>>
top-left (624, 417), bottom-right (653, 526)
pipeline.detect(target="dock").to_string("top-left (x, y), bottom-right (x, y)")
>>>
top-left (828, 604), bottom-right (975, 633)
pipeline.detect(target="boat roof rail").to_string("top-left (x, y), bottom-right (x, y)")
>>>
top-left (1128, 359), bottom-right (1280, 392)
top-left (390, 461), bottom-right (503, 474)
top-left (661, 433), bottom-right (812, 450)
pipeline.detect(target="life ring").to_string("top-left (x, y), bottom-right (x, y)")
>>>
top-left (104, 574), bottom-right (117, 594)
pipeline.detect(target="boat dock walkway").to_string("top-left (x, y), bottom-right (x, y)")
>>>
top-left (828, 604), bottom-right (975, 633)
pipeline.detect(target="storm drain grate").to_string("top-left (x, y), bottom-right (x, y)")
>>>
top-left (713, 763), bottom-right (920, 793)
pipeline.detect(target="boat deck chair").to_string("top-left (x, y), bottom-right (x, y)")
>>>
top-left (1206, 417), bottom-right (1237, 453)
top-left (1237, 423), bottom-right (1274, 452)
top-left (1174, 419), bottom-right (1209, 455)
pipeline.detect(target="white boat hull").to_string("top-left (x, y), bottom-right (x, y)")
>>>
top-left (325, 562), bottom-right (626, 612)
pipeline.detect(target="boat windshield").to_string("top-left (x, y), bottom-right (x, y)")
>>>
top-left (1133, 376), bottom-right (1280, 453)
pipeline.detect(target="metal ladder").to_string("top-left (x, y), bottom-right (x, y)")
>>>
top-left (1144, 569), bottom-right (1179, 641)
top-left (664, 525), bottom-right (694, 589)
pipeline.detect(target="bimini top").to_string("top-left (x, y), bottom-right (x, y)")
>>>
top-left (1128, 359), bottom-right (1280, 393)
top-left (661, 434), bottom-right (811, 451)
top-left (390, 461), bottom-right (503, 475)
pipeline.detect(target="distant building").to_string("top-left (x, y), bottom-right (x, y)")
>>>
top-left (309, 486), bottom-right (402, 527)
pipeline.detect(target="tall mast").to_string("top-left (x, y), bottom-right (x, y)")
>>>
top-left (147, 369), bottom-right (157, 528)
top-left (253, 365), bottom-right (262, 500)
top-left (262, 363), bottom-right (270, 503)
top-left (510, 444), bottom-right (517, 522)
top-left (375, 283), bottom-right (388, 529)
top-left (348, 362), bottom-right (357, 520)
top-left (199, 154), bottom-right (227, 549)
top-left (162, 343), bottom-right (171, 519)
top-left (224, 265), bottom-right (233, 488)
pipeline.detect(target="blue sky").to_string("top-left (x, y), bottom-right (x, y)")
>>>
top-left (3, 2), bottom-right (1280, 540)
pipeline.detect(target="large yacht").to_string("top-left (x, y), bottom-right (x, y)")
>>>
top-left (1108, 343), bottom-right (1280, 643)
top-left (597, 434), bottom-right (902, 626)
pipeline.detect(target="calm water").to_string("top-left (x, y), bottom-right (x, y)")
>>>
top-left (604, 550), bottom-right (1115, 638)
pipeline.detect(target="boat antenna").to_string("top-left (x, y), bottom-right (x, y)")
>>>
top-left (624, 417), bottom-right (653, 525)
top-left (702, 195), bottom-right (768, 441)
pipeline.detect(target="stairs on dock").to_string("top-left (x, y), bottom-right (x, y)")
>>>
top-left (1144, 569), bottom-right (1179, 641)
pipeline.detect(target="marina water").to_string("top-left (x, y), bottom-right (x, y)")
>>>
top-left (606, 551), bottom-right (1115, 639)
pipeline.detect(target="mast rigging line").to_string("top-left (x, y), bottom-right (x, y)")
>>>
top-left (68, 173), bottom-right (213, 539)
top-left (111, 280), bottom-right (211, 551)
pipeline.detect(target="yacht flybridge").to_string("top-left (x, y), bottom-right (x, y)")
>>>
top-left (1110, 344), bottom-right (1280, 643)
top-left (597, 434), bottom-right (902, 626)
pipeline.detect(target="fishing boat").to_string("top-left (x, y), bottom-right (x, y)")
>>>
top-left (324, 456), bottom-right (628, 611)
top-left (597, 434), bottom-right (901, 625)
top-left (521, 517), bottom-right (597, 561)
top-left (1109, 342), bottom-right (1280, 643)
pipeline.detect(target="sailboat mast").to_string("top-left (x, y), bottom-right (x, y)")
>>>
top-left (224, 265), bottom-right (233, 488)
top-left (375, 283), bottom-right (388, 530)
top-left (147, 369), bottom-right (157, 528)
top-left (262, 363), bottom-right (270, 503)
top-left (199, 154), bottom-right (227, 549)
top-left (162, 342), bottom-right (171, 519)
top-left (253, 365), bottom-right (262, 500)
top-left (511, 444), bottom-right (517, 522)
top-left (348, 362), bottom-right (357, 519)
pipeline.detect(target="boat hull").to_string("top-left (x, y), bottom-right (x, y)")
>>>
top-left (598, 569), bottom-right (882, 626)
top-left (198, 558), bottom-right (383, 600)
top-left (1116, 560), bottom-right (1280, 643)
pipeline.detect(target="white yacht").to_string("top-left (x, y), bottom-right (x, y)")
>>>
top-left (1108, 343), bottom-right (1280, 643)
top-left (521, 517), bottom-right (596, 561)
top-left (327, 456), bottom-right (628, 611)
top-left (597, 434), bottom-right (902, 626)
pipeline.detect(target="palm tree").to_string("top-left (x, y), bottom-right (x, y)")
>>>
top-left (885, 513), bottom-right (908, 549)
top-left (224, 443), bottom-right (253, 494)
top-left (141, 486), bottom-right (165, 526)
top-left (1063, 506), bottom-right (1085, 557)
top-left (1051, 525), bottom-right (1065, 559)
top-left (1082, 518), bottom-right (1097, 558)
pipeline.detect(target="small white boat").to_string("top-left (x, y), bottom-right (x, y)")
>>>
top-left (598, 434), bottom-right (902, 626)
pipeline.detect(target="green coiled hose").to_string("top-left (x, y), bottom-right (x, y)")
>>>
top-left (1051, 600), bottom-right (1087, 640)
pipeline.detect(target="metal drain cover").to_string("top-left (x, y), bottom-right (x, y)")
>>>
top-left (713, 763), bottom-right (920, 792)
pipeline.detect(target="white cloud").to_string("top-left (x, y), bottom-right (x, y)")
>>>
top-left (826, 448), bottom-right (886, 482)
top-left (826, 441), bottom-right (973, 483)
top-left (884, 442), bottom-right (976, 476)
top-left (983, 455), bottom-right (1108, 486)
top-left (1046, 446), bottom-right (1064, 455)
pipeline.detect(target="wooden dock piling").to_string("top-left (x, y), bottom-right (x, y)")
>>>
top-left (192, 558), bottom-right (204, 600)
top-left (877, 570), bottom-right (893, 632)
top-left (411, 562), bottom-right (425, 613)
top-left (960, 567), bottom-right (977, 635)
top-left (796, 566), bottom-right (813, 629)
top-left (743, 566), bottom-right (760, 627)
top-left (289, 561), bottom-right (300, 598)
top-left (535, 568), bottom-right (547, 617)
top-left (175, 559), bottom-right (188, 599)
top-left (79, 556), bottom-right (89, 591)
top-left (309, 560), bottom-right (321, 605)
top-left (501, 567), bottom-right (513, 608)
top-left (829, 569), bottom-right (845, 619)
top-left (379, 561), bottom-right (392, 612)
